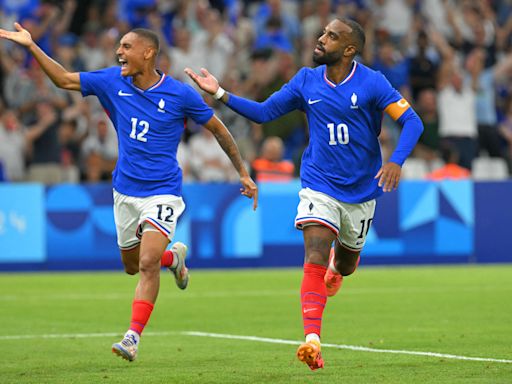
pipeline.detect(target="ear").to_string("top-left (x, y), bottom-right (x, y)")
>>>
top-left (144, 47), bottom-right (156, 60)
top-left (344, 45), bottom-right (357, 57)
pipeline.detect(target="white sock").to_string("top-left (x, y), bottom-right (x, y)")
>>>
top-left (306, 333), bottom-right (320, 344)
top-left (125, 329), bottom-right (140, 344)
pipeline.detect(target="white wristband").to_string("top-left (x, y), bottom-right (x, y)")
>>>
top-left (213, 86), bottom-right (226, 100)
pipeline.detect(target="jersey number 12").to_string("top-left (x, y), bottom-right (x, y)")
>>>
top-left (327, 123), bottom-right (349, 145)
top-left (130, 117), bottom-right (150, 142)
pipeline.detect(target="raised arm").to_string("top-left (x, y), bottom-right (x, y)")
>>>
top-left (203, 115), bottom-right (258, 210)
top-left (0, 22), bottom-right (81, 91)
top-left (185, 67), bottom-right (301, 124)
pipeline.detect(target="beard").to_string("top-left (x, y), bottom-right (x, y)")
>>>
top-left (312, 49), bottom-right (342, 65)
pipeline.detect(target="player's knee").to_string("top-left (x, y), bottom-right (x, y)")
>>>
top-left (138, 253), bottom-right (160, 274)
top-left (335, 259), bottom-right (358, 276)
top-left (124, 263), bottom-right (139, 275)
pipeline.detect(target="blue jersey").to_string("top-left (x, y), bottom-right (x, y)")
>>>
top-left (80, 67), bottom-right (214, 197)
top-left (227, 62), bottom-right (421, 203)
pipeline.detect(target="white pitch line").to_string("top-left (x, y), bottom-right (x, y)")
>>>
top-left (183, 331), bottom-right (512, 364)
top-left (1, 330), bottom-right (511, 364)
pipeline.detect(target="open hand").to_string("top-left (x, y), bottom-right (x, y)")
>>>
top-left (0, 22), bottom-right (33, 47)
top-left (184, 67), bottom-right (220, 95)
top-left (240, 176), bottom-right (259, 211)
top-left (375, 162), bottom-right (401, 192)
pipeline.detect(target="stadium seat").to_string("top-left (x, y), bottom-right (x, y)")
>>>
top-left (401, 158), bottom-right (429, 179)
top-left (472, 157), bottom-right (510, 180)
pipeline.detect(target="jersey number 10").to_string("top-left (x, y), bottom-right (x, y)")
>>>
top-left (327, 123), bottom-right (349, 145)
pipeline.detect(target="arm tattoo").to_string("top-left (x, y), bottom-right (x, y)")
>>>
top-left (212, 129), bottom-right (247, 176)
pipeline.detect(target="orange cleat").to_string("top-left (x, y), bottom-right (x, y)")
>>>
top-left (324, 248), bottom-right (343, 297)
top-left (296, 340), bottom-right (324, 370)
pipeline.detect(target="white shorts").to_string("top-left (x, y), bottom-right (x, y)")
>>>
top-left (295, 188), bottom-right (376, 250)
top-left (113, 189), bottom-right (185, 250)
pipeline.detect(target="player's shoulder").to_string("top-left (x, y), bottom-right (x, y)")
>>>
top-left (355, 62), bottom-right (393, 90)
top-left (86, 66), bottom-right (122, 77)
top-left (300, 65), bottom-right (323, 78)
top-left (162, 74), bottom-right (195, 94)
top-left (288, 66), bottom-right (324, 86)
top-left (355, 62), bottom-right (383, 80)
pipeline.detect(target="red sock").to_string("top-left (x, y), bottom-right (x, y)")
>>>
top-left (161, 250), bottom-right (174, 268)
top-left (301, 263), bottom-right (328, 338)
top-left (129, 300), bottom-right (154, 335)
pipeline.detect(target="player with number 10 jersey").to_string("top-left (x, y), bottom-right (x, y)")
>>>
top-left (185, 17), bottom-right (423, 370)
top-left (239, 61), bottom-right (417, 204)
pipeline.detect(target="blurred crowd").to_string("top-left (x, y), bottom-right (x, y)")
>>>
top-left (0, 0), bottom-right (512, 184)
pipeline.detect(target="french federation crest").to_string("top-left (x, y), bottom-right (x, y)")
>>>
top-left (158, 98), bottom-right (165, 113)
top-left (350, 93), bottom-right (359, 109)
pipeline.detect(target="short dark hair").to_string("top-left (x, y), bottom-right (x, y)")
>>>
top-left (131, 28), bottom-right (160, 54)
top-left (336, 18), bottom-right (365, 54)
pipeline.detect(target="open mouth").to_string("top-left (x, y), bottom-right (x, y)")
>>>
top-left (314, 45), bottom-right (325, 54)
top-left (119, 58), bottom-right (128, 68)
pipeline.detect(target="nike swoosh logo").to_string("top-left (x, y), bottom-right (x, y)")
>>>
top-left (303, 308), bottom-right (316, 313)
top-left (118, 90), bottom-right (133, 96)
top-left (308, 98), bottom-right (322, 105)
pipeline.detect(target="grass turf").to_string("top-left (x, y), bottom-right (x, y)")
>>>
top-left (1, 265), bottom-right (511, 383)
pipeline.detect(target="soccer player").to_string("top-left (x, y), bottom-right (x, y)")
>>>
top-left (185, 18), bottom-right (423, 370)
top-left (0, 23), bottom-right (258, 361)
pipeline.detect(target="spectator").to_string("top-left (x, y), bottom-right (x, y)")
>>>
top-left (408, 30), bottom-right (439, 101)
top-left (189, 127), bottom-right (238, 182)
top-left (431, 28), bottom-right (479, 170)
top-left (254, 16), bottom-right (293, 53)
top-left (427, 143), bottom-right (470, 181)
top-left (81, 114), bottom-right (117, 182)
top-left (0, 108), bottom-right (27, 181)
top-left (414, 88), bottom-right (439, 162)
top-left (499, 101), bottom-right (512, 173)
top-left (251, 136), bottom-right (294, 182)
top-left (25, 99), bottom-right (62, 184)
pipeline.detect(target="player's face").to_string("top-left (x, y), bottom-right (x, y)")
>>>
top-left (313, 20), bottom-right (354, 66)
top-left (116, 32), bottom-right (147, 77)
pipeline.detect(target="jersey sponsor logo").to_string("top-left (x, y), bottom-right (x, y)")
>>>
top-left (118, 90), bottom-right (133, 97)
top-left (350, 92), bottom-right (359, 109)
top-left (308, 98), bottom-right (322, 105)
top-left (158, 98), bottom-right (166, 113)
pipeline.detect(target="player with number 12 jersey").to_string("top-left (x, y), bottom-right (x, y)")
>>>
top-left (81, 66), bottom-right (213, 197)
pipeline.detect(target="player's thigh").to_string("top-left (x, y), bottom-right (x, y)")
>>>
top-left (137, 193), bottom-right (186, 245)
top-left (337, 199), bottom-right (376, 251)
top-left (295, 188), bottom-right (341, 235)
top-left (113, 190), bottom-right (142, 251)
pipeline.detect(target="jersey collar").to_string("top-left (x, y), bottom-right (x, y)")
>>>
top-left (129, 70), bottom-right (166, 92)
top-left (323, 61), bottom-right (358, 88)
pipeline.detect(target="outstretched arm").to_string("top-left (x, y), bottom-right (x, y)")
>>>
top-left (185, 67), bottom-right (300, 124)
top-left (203, 115), bottom-right (258, 210)
top-left (0, 22), bottom-right (80, 91)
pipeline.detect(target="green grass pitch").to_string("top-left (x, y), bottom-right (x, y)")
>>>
top-left (1, 265), bottom-right (512, 383)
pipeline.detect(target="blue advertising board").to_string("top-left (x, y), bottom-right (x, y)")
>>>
top-left (0, 184), bottom-right (45, 263)
top-left (0, 180), bottom-right (511, 271)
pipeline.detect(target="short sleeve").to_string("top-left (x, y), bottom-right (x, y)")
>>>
top-left (372, 71), bottom-right (403, 111)
top-left (182, 84), bottom-right (215, 125)
top-left (80, 67), bottom-right (119, 97)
